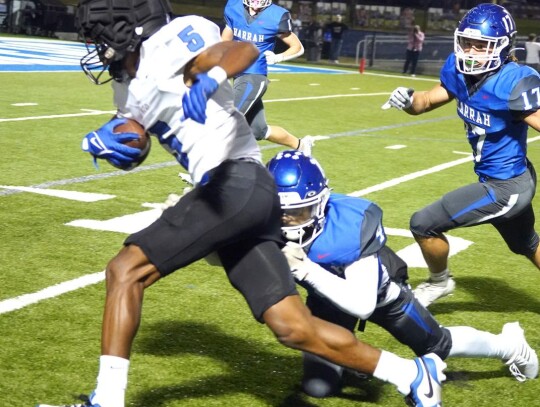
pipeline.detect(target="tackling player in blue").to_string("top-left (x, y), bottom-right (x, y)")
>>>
top-left (268, 150), bottom-right (538, 399)
top-left (222, 0), bottom-right (314, 155)
top-left (382, 3), bottom-right (540, 307)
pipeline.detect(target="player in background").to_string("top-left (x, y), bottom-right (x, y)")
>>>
top-left (382, 3), bottom-right (540, 307)
top-left (268, 150), bottom-right (538, 398)
top-left (222, 0), bottom-right (314, 156)
top-left (37, 1), bottom-right (446, 406)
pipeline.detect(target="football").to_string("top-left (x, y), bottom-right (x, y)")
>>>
top-left (113, 118), bottom-right (151, 171)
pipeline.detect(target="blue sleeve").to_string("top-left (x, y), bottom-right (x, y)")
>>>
top-left (440, 53), bottom-right (457, 97)
top-left (224, 0), bottom-right (232, 27)
top-left (307, 195), bottom-right (385, 266)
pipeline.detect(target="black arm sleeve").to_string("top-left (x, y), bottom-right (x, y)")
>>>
top-left (360, 203), bottom-right (386, 257)
top-left (509, 75), bottom-right (540, 116)
top-left (278, 11), bottom-right (292, 34)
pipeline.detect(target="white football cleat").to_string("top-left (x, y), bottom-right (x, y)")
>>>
top-left (502, 322), bottom-right (539, 382)
top-left (413, 277), bottom-right (456, 308)
top-left (298, 136), bottom-right (315, 157)
top-left (405, 353), bottom-right (446, 407)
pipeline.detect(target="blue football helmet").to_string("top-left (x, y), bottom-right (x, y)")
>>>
top-left (267, 151), bottom-right (330, 247)
top-left (454, 3), bottom-right (516, 75)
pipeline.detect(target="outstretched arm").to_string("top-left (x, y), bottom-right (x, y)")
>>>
top-left (383, 83), bottom-right (453, 114)
top-left (406, 83), bottom-right (453, 115)
top-left (185, 40), bottom-right (258, 84)
top-left (182, 41), bottom-right (258, 123)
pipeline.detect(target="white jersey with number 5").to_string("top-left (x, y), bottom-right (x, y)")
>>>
top-left (112, 15), bottom-right (261, 184)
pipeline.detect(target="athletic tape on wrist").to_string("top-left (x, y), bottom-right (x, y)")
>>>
top-left (207, 66), bottom-right (228, 85)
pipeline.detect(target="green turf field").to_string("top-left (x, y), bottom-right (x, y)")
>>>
top-left (2, 63), bottom-right (540, 407)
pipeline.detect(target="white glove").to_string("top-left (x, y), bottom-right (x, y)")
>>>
top-left (263, 50), bottom-right (284, 65)
top-left (282, 242), bottom-right (311, 281)
top-left (178, 172), bottom-right (194, 186)
top-left (158, 171), bottom-right (194, 211)
top-left (159, 188), bottom-right (192, 211)
top-left (381, 87), bottom-right (414, 110)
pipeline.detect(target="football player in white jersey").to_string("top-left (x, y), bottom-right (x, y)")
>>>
top-left (37, 1), bottom-right (446, 406)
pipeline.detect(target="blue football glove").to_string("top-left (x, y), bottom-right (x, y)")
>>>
top-left (182, 72), bottom-right (219, 124)
top-left (81, 117), bottom-right (142, 169)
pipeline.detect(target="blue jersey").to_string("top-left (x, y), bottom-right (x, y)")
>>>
top-left (224, 0), bottom-right (292, 76)
top-left (441, 53), bottom-right (540, 181)
top-left (307, 194), bottom-right (386, 272)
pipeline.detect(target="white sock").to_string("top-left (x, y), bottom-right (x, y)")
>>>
top-left (92, 355), bottom-right (130, 407)
top-left (373, 350), bottom-right (418, 395)
top-left (429, 269), bottom-right (450, 283)
top-left (448, 326), bottom-right (513, 360)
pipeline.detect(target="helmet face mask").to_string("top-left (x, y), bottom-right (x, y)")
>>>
top-left (267, 151), bottom-right (330, 248)
top-left (454, 3), bottom-right (516, 75)
top-left (243, 0), bottom-right (272, 11)
top-left (80, 41), bottom-right (121, 84)
top-left (280, 203), bottom-right (322, 247)
top-left (76, 0), bottom-right (172, 84)
top-left (282, 205), bottom-right (315, 227)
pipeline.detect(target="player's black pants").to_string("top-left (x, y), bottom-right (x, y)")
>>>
top-left (125, 159), bottom-right (297, 322)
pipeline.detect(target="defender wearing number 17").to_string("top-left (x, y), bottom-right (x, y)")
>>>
top-left (383, 3), bottom-right (540, 307)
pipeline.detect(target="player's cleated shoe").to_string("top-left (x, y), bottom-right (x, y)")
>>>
top-left (502, 322), bottom-right (539, 382)
top-left (405, 353), bottom-right (446, 407)
top-left (36, 393), bottom-right (101, 407)
top-left (298, 136), bottom-right (315, 157)
top-left (413, 277), bottom-right (455, 308)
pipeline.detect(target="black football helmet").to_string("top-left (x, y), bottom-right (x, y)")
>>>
top-left (76, 0), bottom-right (172, 84)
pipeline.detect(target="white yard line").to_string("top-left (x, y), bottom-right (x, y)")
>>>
top-left (0, 47), bottom-right (466, 313)
top-left (2, 106), bottom-right (538, 314)
top-left (3, 139), bottom-right (540, 314)
top-left (0, 271), bottom-right (105, 314)
top-left (0, 185), bottom-right (115, 202)
top-left (0, 92), bottom-right (389, 123)
top-left (264, 92), bottom-right (390, 103)
top-left (349, 156), bottom-right (473, 197)
top-left (0, 109), bottom-right (116, 123)
top-left (0, 151), bottom-right (472, 315)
